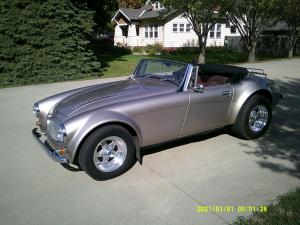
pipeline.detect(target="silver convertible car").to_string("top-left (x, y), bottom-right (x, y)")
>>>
top-left (32, 59), bottom-right (282, 180)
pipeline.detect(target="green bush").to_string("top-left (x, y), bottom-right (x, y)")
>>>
top-left (159, 46), bottom-right (248, 64)
top-left (145, 43), bottom-right (163, 55)
top-left (206, 47), bottom-right (248, 64)
top-left (0, 0), bottom-right (102, 88)
top-left (173, 47), bottom-right (199, 55)
top-left (232, 189), bottom-right (300, 225)
top-left (132, 46), bottom-right (145, 54)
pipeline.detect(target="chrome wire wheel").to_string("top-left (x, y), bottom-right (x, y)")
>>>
top-left (248, 105), bottom-right (269, 133)
top-left (93, 136), bottom-right (127, 172)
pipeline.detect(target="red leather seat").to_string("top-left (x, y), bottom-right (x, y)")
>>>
top-left (206, 75), bottom-right (229, 86)
top-left (198, 75), bottom-right (228, 86)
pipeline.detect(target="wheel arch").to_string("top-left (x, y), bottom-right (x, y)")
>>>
top-left (250, 89), bottom-right (273, 105)
top-left (73, 121), bottom-right (141, 166)
top-left (227, 87), bottom-right (273, 125)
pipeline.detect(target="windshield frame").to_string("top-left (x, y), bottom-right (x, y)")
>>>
top-left (132, 59), bottom-right (191, 90)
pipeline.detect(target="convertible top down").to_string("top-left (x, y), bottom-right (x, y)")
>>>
top-left (32, 59), bottom-right (282, 180)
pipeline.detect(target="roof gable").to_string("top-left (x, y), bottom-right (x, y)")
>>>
top-left (112, 1), bottom-right (166, 23)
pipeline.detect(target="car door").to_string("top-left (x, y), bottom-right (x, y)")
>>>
top-left (180, 71), bottom-right (233, 137)
top-left (133, 92), bottom-right (189, 146)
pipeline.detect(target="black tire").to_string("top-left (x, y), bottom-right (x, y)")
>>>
top-left (231, 95), bottom-right (272, 140)
top-left (78, 125), bottom-right (136, 180)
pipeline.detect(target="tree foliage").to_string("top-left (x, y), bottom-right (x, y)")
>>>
top-left (225, 0), bottom-right (280, 62)
top-left (79, 1), bottom-right (144, 33)
top-left (81, 0), bottom-right (118, 32)
top-left (280, 0), bottom-right (300, 58)
top-left (163, 0), bottom-right (226, 63)
top-left (0, 0), bottom-right (101, 87)
top-left (118, 0), bottom-right (144, 8)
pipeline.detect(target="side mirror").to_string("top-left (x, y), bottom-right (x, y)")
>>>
top-left (193, 84), bottom-right (204, 93)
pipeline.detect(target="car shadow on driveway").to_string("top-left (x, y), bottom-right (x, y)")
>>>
top-left (240, 77), bottom-right (300, 179)
top-left (142, 129), bottom-right (225, 157)
top-left (60, 129), bottom-right (226, 173)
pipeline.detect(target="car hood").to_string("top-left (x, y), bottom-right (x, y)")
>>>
top-left (54, 78), bottom-right (177, 117)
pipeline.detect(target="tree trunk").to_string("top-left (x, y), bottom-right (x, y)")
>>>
top-left (248, 44), bottom-right (256, 63)
top-left (288, 46), bottom-right (294, 58)
top-left (198, 52), bottom-right (205, 64)
top-left (288, 32), bottom-right (297, 58)
top-left (198, 40), bottom-right (206, 64)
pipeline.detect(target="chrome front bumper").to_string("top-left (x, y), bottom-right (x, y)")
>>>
top-left (32, 127), bottom-right (68, 164)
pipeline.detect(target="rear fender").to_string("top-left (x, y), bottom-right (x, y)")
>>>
top-left (227, 79), bottom-right (271, 125)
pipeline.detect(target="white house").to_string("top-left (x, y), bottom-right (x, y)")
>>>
top-left (112, 0), bottom-right (240, 48)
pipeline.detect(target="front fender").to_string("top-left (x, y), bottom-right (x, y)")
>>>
top-left (63, 109), bottom-right (142, 163)
top-left (36, 85), bottom-right (98, 132)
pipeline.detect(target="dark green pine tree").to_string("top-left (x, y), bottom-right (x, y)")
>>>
top-left (0, 0), bottom-right (102, 87)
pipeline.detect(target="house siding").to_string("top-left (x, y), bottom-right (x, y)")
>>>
top-left (164, 15), bottom-right (240, 48)
top-left (127, 24), bottom-right (139, 46)
top-left (113, 13), bottom-right (241, 48)
top-left (163, 15), bottom-right (198, 47)
top-left (114, 21), bottom-right (164, 47)
top-left (138, 19), bottom-right (164, 46)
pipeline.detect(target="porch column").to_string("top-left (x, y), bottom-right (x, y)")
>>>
top-left (114, 25), bottom-right (123, 46)
top-left (127, 24), bottom-right (139, 47)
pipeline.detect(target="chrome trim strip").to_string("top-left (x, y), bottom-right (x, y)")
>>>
top-left (32, 128), bottom-right (68, 164)
top-left (179, 93), bottom-right (190, 137)
top-left (183, 64), bottom-right (194, 92)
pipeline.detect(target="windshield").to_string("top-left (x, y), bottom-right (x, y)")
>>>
top-left (134, 59), bottom-right (188, 85)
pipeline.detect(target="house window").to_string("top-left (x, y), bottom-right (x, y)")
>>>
top-left (145, 25), bottom-right (158, 38)
top-left (179, 24), bottom-right (184, 32)
top-left (136, 25), bottom-right (139, 36)
top-left (230, 25), bottom-right (237, 34)
top-left (209, 24), bottom-right (222, 38)
top-left (154, 25), bottom-right (158, 38)
top-left (173, 24), bottom-right (178, 32)
top-left (145, 26), bottom-right (148, 38)
top-left (186, 23), bottom-right (191, 32)
top-left (216, 24), bottom-right (221, 38)
top-left (209, 25), bottom-right (215, 38)
top-left (149, 26), bottom-right (153, 38)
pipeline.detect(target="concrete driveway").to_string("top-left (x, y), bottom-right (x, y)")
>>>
top-left (0, 58), bottom-right (299, 225)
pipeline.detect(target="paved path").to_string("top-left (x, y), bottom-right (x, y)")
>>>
top-left (0, 58), bottom-right (299, 225)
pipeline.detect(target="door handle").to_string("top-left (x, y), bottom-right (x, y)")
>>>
top-left (221, 90), bottom-right (231, 96)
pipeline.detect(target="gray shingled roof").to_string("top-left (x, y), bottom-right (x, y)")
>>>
top-left (119, 8), bottom-right (142, 20)
top-left (139, 9), bottom-right (162, 19)
top-left (116, 2), bottom-right (166, 21)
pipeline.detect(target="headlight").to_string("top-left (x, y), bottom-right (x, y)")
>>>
top-left (33, 103), bottom-right (40, 118)
top-left (47, 119), bottom-right (67, 143)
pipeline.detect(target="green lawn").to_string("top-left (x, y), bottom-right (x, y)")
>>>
top-left (232, 189), bottom-right (300, 225)
top-left (90, 42), bottom-right (248, 78)
top-left (101, 54), bottom-right (147, 77)
top-left (0, 41), bottom-right (287, 88)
